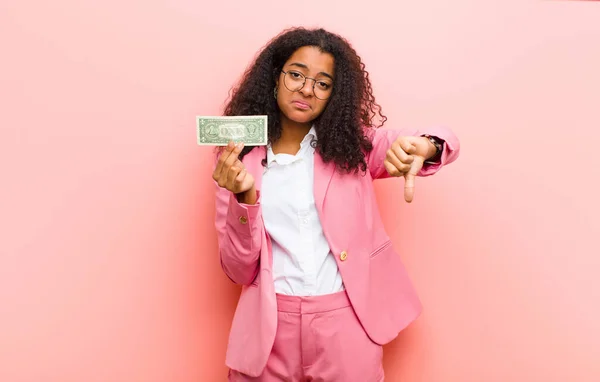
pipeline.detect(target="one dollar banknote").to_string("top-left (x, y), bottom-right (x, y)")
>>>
top-left (196, 115), bottom-right (268, 146)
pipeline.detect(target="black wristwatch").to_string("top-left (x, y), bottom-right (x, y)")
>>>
top-left (422, 134), bottom-right (443, 163)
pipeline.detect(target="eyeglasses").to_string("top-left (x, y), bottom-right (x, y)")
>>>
top-left (281, 70), bottom-right (333, 100)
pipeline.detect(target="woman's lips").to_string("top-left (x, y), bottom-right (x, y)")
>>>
top-left (292, 100), bottom-right (310, 110)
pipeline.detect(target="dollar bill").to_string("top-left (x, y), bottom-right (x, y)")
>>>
top-left (196, 115), bottom-right (268, 146)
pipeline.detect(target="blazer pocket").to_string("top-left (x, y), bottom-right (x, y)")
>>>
top-left (369, 240), bottom-right (393, 259)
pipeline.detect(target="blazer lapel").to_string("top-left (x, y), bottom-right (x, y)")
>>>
top-left (243, 146), bottom-right (266, 191)
top-left (313, 151), bottom-right (335, 219)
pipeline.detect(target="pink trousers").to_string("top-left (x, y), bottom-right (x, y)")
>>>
top-left (228, 290), bottom-right (384, 382)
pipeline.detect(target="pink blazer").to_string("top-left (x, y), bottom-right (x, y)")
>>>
top-left (214, 126), bottom-right (460, 377)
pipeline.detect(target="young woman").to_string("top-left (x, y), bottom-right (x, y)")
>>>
top-left (212, 27), bottom-right (460, 381)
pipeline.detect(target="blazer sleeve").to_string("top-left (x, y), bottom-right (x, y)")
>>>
top-left (366, 125), bottom-right (460, 180)
top-left (214, 178), bottom-right (263, 286)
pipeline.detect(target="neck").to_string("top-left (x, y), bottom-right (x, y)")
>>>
top-left (280, 116), bottom-right (311, 143)
top-left (272, 115), bottom-right (312, 155)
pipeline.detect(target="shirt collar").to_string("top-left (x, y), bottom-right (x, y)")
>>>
top-left (266, 126), bottom-right (317, 167)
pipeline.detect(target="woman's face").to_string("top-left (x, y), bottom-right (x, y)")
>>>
top-left (276, 46), bottom-right (335, 125)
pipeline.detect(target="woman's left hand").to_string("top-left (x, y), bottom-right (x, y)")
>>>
top-left (383, 136), bottom-right (437, 203)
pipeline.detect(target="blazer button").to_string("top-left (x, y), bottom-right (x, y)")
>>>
top-left (239, 216), bottom-right (248, 225)
top-left (340, 251), bottom-right (348, 261)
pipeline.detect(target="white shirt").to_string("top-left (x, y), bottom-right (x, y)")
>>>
top-left (261, 127), bottom-right (345, 296)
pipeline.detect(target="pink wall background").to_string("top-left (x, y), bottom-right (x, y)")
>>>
top-left (1, 0), bottom-right (599, 381)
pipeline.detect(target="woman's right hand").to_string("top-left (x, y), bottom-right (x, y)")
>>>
top-left (212, 142), bottom-right (256, 203)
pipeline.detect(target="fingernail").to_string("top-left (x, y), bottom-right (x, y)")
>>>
top-left (236, 142), bottom-right (243, 150)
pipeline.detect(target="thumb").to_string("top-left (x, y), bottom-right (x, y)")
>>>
top-left (403, 156), bottom-right (424, 203)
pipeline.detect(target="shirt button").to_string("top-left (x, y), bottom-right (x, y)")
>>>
top-left (239, 216), bottom-right (248, 225)
top-left (340, 251), bottom-right (348, 261)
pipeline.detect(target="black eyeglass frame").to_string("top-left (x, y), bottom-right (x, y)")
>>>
top-left (280, 70), bottom-right (334, 100)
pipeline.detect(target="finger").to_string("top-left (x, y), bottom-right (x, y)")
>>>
top-left (226, 166), bottom-right (242, 190)
top-left (233, 159), bottom-right (245, 171)
top-left (234, 168), bottom-right (247, 191)
top-left (386, 149), bottom-right (411, 174)
top-left (404, 173), bottom-right (415, 202)
top-left (391, 142), bottom-right (415, 164)
top-left (235, 167), bottom-right (247, 183)
top-left (214, 141), bottom-right (236, 180)
top-left (219, 142), bottom-right (244, 180)
top-left (400, 140), bottom-right (417, 155)
top-left (384, 160), bottom-right (401, 177)
top-left (404, 157), bottom-right (424, 203)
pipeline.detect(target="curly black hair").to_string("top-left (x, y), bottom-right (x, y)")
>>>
top-left (223, 27), bottom-right (387, 174)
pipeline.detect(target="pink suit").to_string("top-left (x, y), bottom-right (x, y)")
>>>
top-left (214, 126), bottom-right (460, 379)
